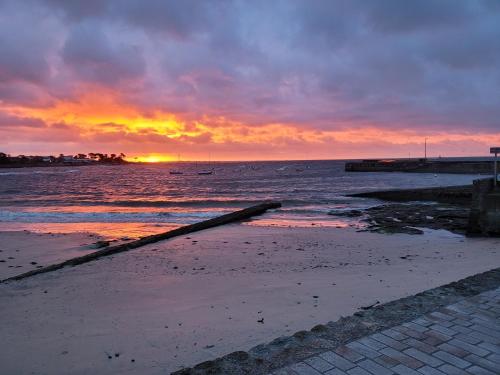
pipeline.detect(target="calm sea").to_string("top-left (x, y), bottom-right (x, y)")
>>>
top-left (0, 160), bottom-right (480, 238)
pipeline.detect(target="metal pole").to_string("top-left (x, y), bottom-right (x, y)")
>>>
top-left (425, 138), bottom-right (427, 159)
top-left (495, 152), bottom-right (498, 188)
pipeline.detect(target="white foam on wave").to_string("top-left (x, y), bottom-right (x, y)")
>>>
top-left (0, 210), bottom-right (225, 223)
top-left (0, 169), bottom-right (80, 176)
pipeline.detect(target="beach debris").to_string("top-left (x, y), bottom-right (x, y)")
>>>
top-left (257, 318), bottom-right (264, 323)
top-left (360, 301), bottom-right (380, 310)
top-left (93, 240), bottom-right (110, 248)
top-left (204, 345), bottom-right (215, 349)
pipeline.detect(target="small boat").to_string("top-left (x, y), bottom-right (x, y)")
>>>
top-left (169, 171), bottom-right (183, 175)
top-left (197, 170), bottom-right (213, 175)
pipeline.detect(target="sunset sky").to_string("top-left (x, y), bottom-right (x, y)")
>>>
top-left (1, 0), bottom-right (499, 161)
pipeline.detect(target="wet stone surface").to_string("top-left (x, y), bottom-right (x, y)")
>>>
top-left (331, 203), bottom-right (469, 235)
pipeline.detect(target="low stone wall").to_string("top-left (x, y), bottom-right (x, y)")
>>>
top-left (467, 178), bottom-right (500, 236)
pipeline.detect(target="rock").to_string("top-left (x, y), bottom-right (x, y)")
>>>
top-left (329, 209), bottom-right (363, 217)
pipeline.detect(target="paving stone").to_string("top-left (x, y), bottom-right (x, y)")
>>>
top-left (346, 367), bottom-right (372, 375)
top-left (470, 324), bottom-right (500, 339)
top-left (382, 329), bottom-right (408, 341)
top-left (412, 318), bottom-right (433, 328)
top-left (447, 325), bottom-right (471, 335)
top-left (465, 365), bottom-right (497, 375)
top-left (394, 326), bottom-right (426, 340)
top-left (431, 351), bottom-right (470, 369)
top-left (428, 325), bottom-right (457, 337)
top-left (435, 343), bottom-right (468, 358)
top-left (324, 369), bottom-right (349, 375)
top-left (435, 364), bottom-right (469, 375)
top-left (304, 356), bottom-right (335, 372)
top-left (403, 348), bottom-right (444, 367)
top-left (451, 319), bottom-right (472, 328)
top-left (372, 333), bottom-right (409, 351)
top-left (379, 347), bottom-right (424, 369)
top-left (270, 368), bottom-right (299, 375)
top-left (392, 364), bottom-right (421, 375)
top-left (422, 329), bottom-right (452, 344)
top-left (425, 316), bottom-right (453, 327)
top-left (468, 330), bottom-right (500, 345)
top-left (374, 355), bottom-right (400, 368)
top-left (447, 338), bottom-right (490, 357)
top-left (446, 304), bottom-right (473, 315)
top-left (477, 342), bottom-right (500, 355)
top-left (439, 364), bottom-right (467, 375)
top-left (290, 362), bottom-right (323, 375)
top-left (402, 322), bottom-right (429, 333)
top-left (346, 342), bottom-right (381, 359)
top-left (335, 346), bottom-right (366, 363)
top-left (429, 312), bottom-right (454, 321)
top-left (320, 351), bottom-right (356, 371)
top-left (454, 333), bottom-right (481, 345)
top-left (470, 318), bottom-right (500, 332)
top-left (417, 366), bottom-right (447, 375)
top-left (403, 338), bottom-right (437, 354)
top-left (486, 353), bottom-right (500, 364)
top-left (464, 354), bottom-right (500, 373)
top-left (357, 359), bottom-right (394, 375)
top-left (359, 337), bottom-right (387, 351)
top-left (440, 308), bottom-right (467, 320)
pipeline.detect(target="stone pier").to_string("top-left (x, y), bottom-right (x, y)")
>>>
top-left (467, 178), bottom-right (500, 236)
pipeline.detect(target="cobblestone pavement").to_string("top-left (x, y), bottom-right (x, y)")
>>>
top-left (269, 287), bottom-right (500, 375)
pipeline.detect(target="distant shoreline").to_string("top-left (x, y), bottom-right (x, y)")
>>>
top-left (0, 161), bottom-right (128, 169)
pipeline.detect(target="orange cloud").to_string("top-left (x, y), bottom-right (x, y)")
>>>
top-left (2, 87), bottom-right (499, 161)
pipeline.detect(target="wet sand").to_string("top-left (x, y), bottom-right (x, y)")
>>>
top-left (0, 231), bottom-right (102, 280)
top-left (0, 224), bottom-right (499, 374)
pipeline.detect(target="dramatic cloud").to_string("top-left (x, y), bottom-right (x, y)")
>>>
top-left (0, 0), bottom-right (499, 160)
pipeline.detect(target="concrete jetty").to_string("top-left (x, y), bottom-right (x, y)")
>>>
top-left (345, 158), bottom-right (494, 174)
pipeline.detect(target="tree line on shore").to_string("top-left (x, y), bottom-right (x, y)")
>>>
top-left (0, 152), bottom-right (127, 165)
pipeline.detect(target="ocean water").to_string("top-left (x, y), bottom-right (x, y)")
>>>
top-left (0, 160), bottom-right (481, 238)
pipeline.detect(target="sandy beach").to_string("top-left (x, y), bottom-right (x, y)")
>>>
top-left (1, 224), bottom-right (499, 374)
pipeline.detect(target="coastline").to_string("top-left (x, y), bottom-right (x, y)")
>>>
top-left (1, 224), bottom-right (499, 374)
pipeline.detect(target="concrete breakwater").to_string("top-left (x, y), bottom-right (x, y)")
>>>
top-left (345, 159), bottom-right (494, 174)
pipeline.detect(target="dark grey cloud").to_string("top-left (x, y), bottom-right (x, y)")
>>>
top-left (62, 21), bottom-right (145, 85)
